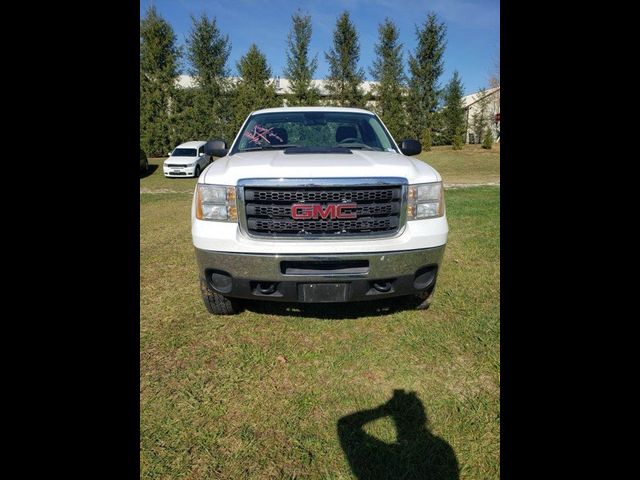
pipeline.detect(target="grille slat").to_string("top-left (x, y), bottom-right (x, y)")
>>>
top-left (248, 217), bottom-right (398, 233)
top-left (245, 188), bottom-right (398, 203)
top-left (243, 184), bottom-right (403, 237)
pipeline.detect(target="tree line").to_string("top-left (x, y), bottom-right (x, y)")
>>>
top-left (141, 7), bottom-right (478, 157)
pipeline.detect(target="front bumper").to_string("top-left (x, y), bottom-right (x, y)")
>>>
top-left (164, 166), bottom-right (196, 177)
top-left (195, 245), bottom-right (445, 303)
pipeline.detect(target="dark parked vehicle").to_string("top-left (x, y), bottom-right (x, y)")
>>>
top-left (140, 148), bottom-right (149, 173)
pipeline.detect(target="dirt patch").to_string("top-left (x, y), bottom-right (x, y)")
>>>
top-left (140, 188), bottom-right (193, 194)
top-left (445, 182), bottom-right (500, 189)
top-left (435, 355), bottom-right (499, 400)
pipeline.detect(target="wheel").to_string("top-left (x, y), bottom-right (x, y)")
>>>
top-left (144, 159), bottom-right (149, 172)
top-left (200, 278), bottom-right (241, 315)
top-left (413, 284), bottom-right (437, 310)
top-left (194, 165), bottom-right (201, 177)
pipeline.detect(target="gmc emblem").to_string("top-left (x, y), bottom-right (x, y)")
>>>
top-left (291, 203), bottom-right (357, 220)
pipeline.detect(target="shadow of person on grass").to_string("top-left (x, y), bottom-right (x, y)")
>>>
top-left (337, 389), bottom-right (459, 480)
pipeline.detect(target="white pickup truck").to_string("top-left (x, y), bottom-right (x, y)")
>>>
top-left (191, 107), bottom-right (448, 314)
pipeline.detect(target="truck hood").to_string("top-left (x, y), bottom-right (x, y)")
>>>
top-left (201, 150), bottom-right (441, 185)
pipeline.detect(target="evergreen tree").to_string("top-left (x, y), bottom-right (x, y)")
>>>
top-left (406, 13), bottom-right (447, 139)
top-left (442, 70), bottom-right (465, 147)
top-left (472, 87), bottom-right (489, 144)
top-left (187, 14), bottom-right (230, 88)
top-left (324, 11), bottom-right (366, 107)
top-left (421, 128), bottom-right (432, 152)
top-left (283, 10), bottom-right (319, 106)
top-left (452, 132), bottom-right (463, 150)
top-left (370, 18), bottom-right (406, 141)
top-left (171, 87), bottom-right (198, 144)
top-left (185, 14), bottom-right (234, 142)
top-left (140, 6), bottom-right (180, 156)
top-left (482, 129), bottom-right (494, 149)
top-left (232, 44), bottom-right (280, 132)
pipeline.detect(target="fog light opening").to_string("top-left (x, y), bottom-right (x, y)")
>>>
top-left (414, 266), bottom-right (437, 290)
top-left (208, 270), bottom-right (233, 293)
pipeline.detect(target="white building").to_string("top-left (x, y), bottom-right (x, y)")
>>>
top-left (176, 74), bottom-right (378, 98)
top-left (462, 86), bottom-right (500, 144)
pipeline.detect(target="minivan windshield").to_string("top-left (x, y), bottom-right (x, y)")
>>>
top-left (171, 148), bottom-right (198, 157)
top-left (232, 111), bottom-right (398, 154)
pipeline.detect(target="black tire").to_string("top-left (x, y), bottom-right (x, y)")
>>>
top-left (413, 284), bottom-right (436, 310)
top-left (194, 165), bottom-right (201, 177)
top-left (144, 159), bottom-right (149, 172)
top-left (200, 278), bottom-right (241, 315)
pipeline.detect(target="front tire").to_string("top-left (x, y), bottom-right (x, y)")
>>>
top-left (414, 285), bottom-right (436, 310)
top-left (200, 279), bottom-right (241, 315)
top-left (194, 165), bottom-right (201, 177)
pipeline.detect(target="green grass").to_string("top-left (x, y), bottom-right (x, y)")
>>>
top-left (140, 158), bottom-right (200, 192)
top-left (140, 183), bottom-right (500, 479)
top-left (415, 144), bottom-right (500, 185)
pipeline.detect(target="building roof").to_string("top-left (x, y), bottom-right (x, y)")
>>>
top-left (176, 75), bottom-right (378, 95)
top-left (462, 86), bottom-right (500, 108)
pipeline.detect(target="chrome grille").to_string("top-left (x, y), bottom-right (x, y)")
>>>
top-left (241, 182), bottom-right (404, 237)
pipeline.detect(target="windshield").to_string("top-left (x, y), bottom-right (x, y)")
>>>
top-left (232, 111), bottom-right (398, 154)
top-left (171, 148), bottom-right (197, 157)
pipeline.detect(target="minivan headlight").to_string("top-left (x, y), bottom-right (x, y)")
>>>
top-left (407, 182), bottom-right (444, 220)
top-left (195, 185), bottom-right (237, 222)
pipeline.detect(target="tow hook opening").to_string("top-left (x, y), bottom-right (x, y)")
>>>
top-left (373, 281), bottom-right (392, 293)
top-left (250, 281), bottom-right (283, 297)
top-left (366, 279), bottom-right (396, 295)
top-left (257, 282), bottom-right (277, 295)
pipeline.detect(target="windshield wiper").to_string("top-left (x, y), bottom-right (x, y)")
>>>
top-left (283, 146), bottom-right (353, 154)
top-left (241, 144), bottom-right (299, 151)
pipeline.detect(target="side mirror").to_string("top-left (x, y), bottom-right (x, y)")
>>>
top-left (168, 152), bottom-right (172, 156)
top-left (400, 139), bottom-right (422, 156)
top-left (204, 140), bottom-right (228, 157)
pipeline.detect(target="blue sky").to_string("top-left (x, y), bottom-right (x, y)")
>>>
top-left (140, 0), bottom-right (499, 95)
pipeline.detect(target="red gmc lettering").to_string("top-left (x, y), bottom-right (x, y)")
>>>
top-left (291, 203), bottom-right (357, 220)
top-left (335, 203), bottom-right (357, 219)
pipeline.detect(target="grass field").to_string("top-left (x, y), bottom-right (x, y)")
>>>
top-left (140, 148), bottom-right (500, 479)
top-left (416, 144), bottom-right (500, 185)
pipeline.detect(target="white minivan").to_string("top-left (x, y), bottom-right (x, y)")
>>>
top-left (163, 141), bottom-right (211, 178)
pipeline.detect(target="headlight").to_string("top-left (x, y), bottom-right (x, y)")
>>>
top-left (407, 182), bottom-right (444, 220)
top-left (195, 185), bottom-right (237, 222)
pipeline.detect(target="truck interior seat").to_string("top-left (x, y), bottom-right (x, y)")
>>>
top-left (336, 125), bottom-right (358, 142)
